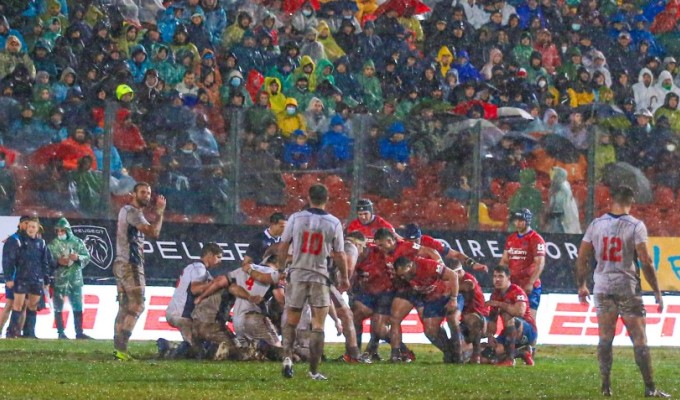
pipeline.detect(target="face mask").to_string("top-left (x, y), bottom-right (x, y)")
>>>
top-left (181, 148), bottom-right (194, 154)
top-left (58, 233), bottom-right (67, 240)
top-left (667, 144), bottom-right (677, 152)
top-left (538, 80), bottom-right (547, 88)
top-left (302, 9), bottom-right (312, 17)
top-left (571, 24), bottom-right (581, 31)
top-left (645, 124), bottom-right (652, 133)
top-left (230, 77), bottom-right (241, 87)
top-left (286, 106), bottom-right (296, 115)
top-left (663, 82), bottom-right (672, 90)
top-left (343, 14), bottom-right (352, 19)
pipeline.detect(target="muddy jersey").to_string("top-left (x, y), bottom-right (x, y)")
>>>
top-left (403, 257), bottom-right (450, 302)
top-left (115, 205), bottom-right (150, 266)
top-left (230, 264), bottom-right (279, 317)
top-left (460, 272), bottom-right (489, 317)
top-left (347, 216), bottom-right (395, 241)
top-left (504, 229), bottom-right (546, 288)
top-left (490, 283), bottom-right (535, 329)
top-left (583, 213), bottom-right (648, 296)
top-left (281, 208), bottom-right (344, 284)
top-left (166, 261), bottom-right (212, 319)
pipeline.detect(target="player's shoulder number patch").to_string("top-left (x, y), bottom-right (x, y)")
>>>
top-left (517, 294), bottom-right (526, 301)
top-left (411, 242), bottom-right (421, 250)
top-left (537, 243), bottom-right (545, 252)
top-left (435, 263), bottom-right (444, 275)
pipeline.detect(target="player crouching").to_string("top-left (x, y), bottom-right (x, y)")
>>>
top-left (393, 256), bottom-right (463, 363)
top-left (458, 270), bottom-right (489, 364)
top-left (485, 265), bottom-right (537, 366)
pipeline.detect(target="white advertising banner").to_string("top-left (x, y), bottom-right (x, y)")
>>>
top-left (1, 286), bottom-right (678, 346)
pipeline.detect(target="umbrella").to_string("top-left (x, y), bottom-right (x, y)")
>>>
top-left (497, 107), bottom-right (535, 120)
top-left (30, 142), bottom-right (92, 170)
top-left (451, 100), bottom-right (498, 119)
top-left (373, 0), bottom-right (431, 17)
top-left (444, 118), bottom-right (505, 150)
top-left (541, 134), bottom-right (581, 163)
top-left (602, 162), bottom-right (653, 204)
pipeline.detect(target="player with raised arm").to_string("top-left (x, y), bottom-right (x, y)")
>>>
top-left (113, 182), bottom-right (165, 361)
top-left (458, 270), bottom-right (489, 364)
top-left (575, 185), bottom-right (669, 398)
top-left (486, 265), bottom-right (537, 367)
top-left (402, 223), bottom-right (488, 272)
top-left (393, 256), bottom-right (463, 363)
top-left (277, 183), bottom-right (348, 381)
top-left (347, 199), bottom-right (398, 241)
top-left (499, 209), bottom-right (546, 323)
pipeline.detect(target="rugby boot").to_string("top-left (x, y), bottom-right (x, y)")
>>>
top-left (156, 338), bottom-right (170, 358)
top-left (601, 384), bottom-right (612, 397)
top-left (496, 358), bottom-right (516, 367)
top-left (308, 372), bottom-right (328, 381)
top-left (282, 357), bottom-right (294, 378)
top-left (113, 350), bottom-right (134, 361)
top-left (644, 389), bottom-right (671, 398)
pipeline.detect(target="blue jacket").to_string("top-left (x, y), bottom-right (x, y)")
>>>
top-left (2, 232), bottom-right (51, 284)
top-left (284, 141), bottom-right (313, 168)
top-left (126, 59), bottom-right (152, 84)
top-left (321, 130), bottom-right (353, 161)
top-left (379, 137), bottom-right (410, 163)
top-left (203, 7), bottom-right (228, 48)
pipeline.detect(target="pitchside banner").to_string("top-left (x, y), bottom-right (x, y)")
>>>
top-left (1, 285), bottom-right (678, 346)
top-left (1, 216), bottom-right (679, 291)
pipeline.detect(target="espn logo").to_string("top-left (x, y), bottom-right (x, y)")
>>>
top-left (549, 302), bottom-right (680, 337)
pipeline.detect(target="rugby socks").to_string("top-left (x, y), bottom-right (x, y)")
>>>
top-left (598, 340), bottom-right (613, 388)
top-left (7, 310), bottom-right (22, 337)
top-left (347, 345), bottom-right (361, 360)
top-left (282, 323), bottom-right (297, 360)
top-left (24, 310), bottom-right (37, 337)
top-left (633, 345), bottom-right (655, 390)
top-left (504, 325), bottom-right (517, 360)
top-left (309, 330), bottom-right (325, 375)
top-left (425, 330), bottom-right (448, 353)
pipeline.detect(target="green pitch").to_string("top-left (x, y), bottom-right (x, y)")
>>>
top-left (1, 340), bottom-right (678, 399)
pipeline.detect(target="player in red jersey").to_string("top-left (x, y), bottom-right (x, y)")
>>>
top-left (393, 256), bottom-right (462, 363)
top-left (458, 271), bottom-right (489, 364)
top-left (402, 223), bottom-right (488, 272)
top-left (499, 209), bottom-right (546, 321)
top-left (486, 265), bottom-right (537, 367)
top-left (346, 199), bottom-right (398, 242)
top-left (373, 228), bottom-right (445, 362)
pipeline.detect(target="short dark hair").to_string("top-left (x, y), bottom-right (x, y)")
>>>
top-left (493, 265), bottom-right (511, 276)
top-left (269, 212), bottom-right (287, 224)
top-left (393, 256), bottom-right (412, 270)
top-left (346, 230), bottom-right (366, 243)
top-left (309, 183), bottom-right (328, 206)
top-left (373, 228), bottom-right (395, 241)
top-left (611, 185), bottom-right (635, 206)
top-left (134, 182), bottom-right (151, 193)
top-left (201, 242), bottom-right (223, 257)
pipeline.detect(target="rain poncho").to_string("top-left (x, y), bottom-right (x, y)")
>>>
top-left (48, 217), bottom-right (90, 294)
top-left (546, 167), bottom-right (581, 234)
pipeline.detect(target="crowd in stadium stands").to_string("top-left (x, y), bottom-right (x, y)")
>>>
top-left (1, 0), bottom-right (680, 232)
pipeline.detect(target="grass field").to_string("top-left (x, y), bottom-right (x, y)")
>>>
top-left (1, 340), bottom-right (678, 400)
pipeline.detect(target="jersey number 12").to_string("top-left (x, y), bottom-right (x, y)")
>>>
top-left (602, 236), bottom-right (622, 262)
top-left (301, 231), bottom-right (323, 255)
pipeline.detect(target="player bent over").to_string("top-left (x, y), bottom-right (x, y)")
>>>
top-left (393, 256), bottom-right (463, 363)
top-left (486, 265), bottom-right (537, 366)
top-left (458, 271), bottom-right (489, 364)
top-left (192, 274), bottom-right (264, 360)
top-left (576, 185), bottom-right (669, 398)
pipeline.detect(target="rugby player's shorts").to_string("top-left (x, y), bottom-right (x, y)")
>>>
top-left (113, 261), bottom-right (146, 292)
top-left (13, 281), bottom-right (43, 296)
top-left (529, 283), bottom-right (542, 310)
top-left (354, 291), bottom-right (394, 315)
top-left (497, 317), bottom-right (537, 347)
top-left (594, 293), bottom-right (645, 318)
top-left (233, 312), bottom-right (280, 346)
top-left (286, 280), bottom-right (330, 308)
top-left (421, 296), bottom-right (450, 319)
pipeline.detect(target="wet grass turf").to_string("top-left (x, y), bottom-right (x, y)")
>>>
top-left (0, 340), bottom-right (678, 399)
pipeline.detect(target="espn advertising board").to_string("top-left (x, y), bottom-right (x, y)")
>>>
top-left (1, 286), bottom-right (678, 346)
top-left (1, 216), bottom-right (679, 291)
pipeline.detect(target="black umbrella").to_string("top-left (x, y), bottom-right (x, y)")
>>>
top-left (602, 162), bottom-right (653, 204)
top-left (541, 134), bottom-right (581, 163)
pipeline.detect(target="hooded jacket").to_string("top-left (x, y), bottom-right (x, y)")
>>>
top-left (263, 76), bottom-right (287, 114)
top-left (436, 46), bottom-right (455, 79)
top-left (317, 21), bottom-right (345, 62)
top-left (633, 68), bottom-right (662, 111)
top-left (47, 217), bottom-right (91, 290)
top-left (508, 168), bottom-right (543, 232)
top-left (547, 167), bottom-right (581, 234)
top-left (286, 55), bottom-right (317, 92)
top-left (276, 97), bottom-right (307, 137)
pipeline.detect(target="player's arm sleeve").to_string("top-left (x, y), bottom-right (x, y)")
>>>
top-left (2, 238), bottom-right (18, 280)
top-left (42, 241), bottom-right (52, 279)
top-left (333, 221), bottom-right (345, 253)
top-left (582, 222), bottom-right (594, 244)
top-left (634, 221), bottom-right (649, 246)
top-left (127, 207), bottom-right (150, 229)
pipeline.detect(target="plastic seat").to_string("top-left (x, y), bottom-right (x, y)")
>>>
top-left (654, 186), bottom-right (675, 210)
top-left (477, 202), bottom-right (504, 228)
top-left (572, 184), bottom-right (588, 208)
top-left (489, 202), bottom-right (509, 221)
top-left (595, 185), bottom-right (611, 208)
top-left (502, 181), bottom-right (521, 202)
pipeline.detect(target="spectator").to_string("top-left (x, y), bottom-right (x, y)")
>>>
top-left (379, 121), bottom-right (413, 194)
top-left (187, 10), bottom-right (213, 54)
top-left (613, 129), bottom-right (636, 164)
top-left (246, 138), bottom-right (287, 206)
top-left (59, 126), bottom-right (97, 171)
top-left (304, 96), bottom-right (329, 140)
top-left (356, 60), bottom-right (383, 112)
top-left (8, 102), bottom-right (51, 153)
top-left (544, 166), bottom-right (581, 233)
top-left (654, 92), bottom-right (680, 132)
top-left (0, 35), bottom-right (36, 82)
top-left (283, 129), bottom-right (312, 169)
top-left (507, 168), bottom-right (543, 232)
top-left (318, 115), bottom-right (353, 169)
top-left (454, 50), bottom-right (482, 84)
top-left (317, 21), bottom-right (345, 62)
top-left (68, 155), bottom-right (104, 216)
top-left (92, 133), bottom-right (124, 179)
top-left (221, 11), bottom-right (252, 51)
top-left (285, 75), bottom-right (314, 111)
top-left (188, 113), bottom-right (220, 162)
top-left (113, 106), bottom-right (146, 167)
top-left (563, 110), bottom-right (589, 151)
top-left (633, 68), bottom-right (660, 111)
top-left (0, 151), bottom-right (15, 214)
top-left (594, 129), bottom-right (617, 182)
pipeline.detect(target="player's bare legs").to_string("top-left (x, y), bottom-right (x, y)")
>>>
top-left (309, 305), bottom-right (329, 376)
top-left (596, 309), bottom-right (617, 396)
top-left (621, 315), bottom-right (668, 397)
top-left (494, 315), bottom-right (522, 363)
top-left (462, 313), bottom-right (486, 363)
top-left (333, 301), bottom-right (361, 360)
top-left (445, 310), bottom-right (462, 363)
top-left (423, 316), bottom-right (457, 362)
top-left (0, 298), bottom-right (13, 335)
top-left (389, 297), bottom-right (413, 361)
top-left (352, 302), bottom-right (373, 353)
top-left (114, 288), bottom-right (145, 353)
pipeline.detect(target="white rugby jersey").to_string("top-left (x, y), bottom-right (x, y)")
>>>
top-left (230, 264), bottom-right (280, 317)
top-left (582, 213), bottom-right (648, 296)
top-left (166, 262), bottom-right (212, 319)
top-left (280, 208), bottom-right (344, 284)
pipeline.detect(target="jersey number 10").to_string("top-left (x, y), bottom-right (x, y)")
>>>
top-left (602, 236), bottom-right (622, 262)
top-left (301, 231), bottom-right (323, 255)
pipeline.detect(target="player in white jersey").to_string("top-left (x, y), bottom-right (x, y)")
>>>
top-left (232, 252), bottom-right (282, 349)
top-left (277, 183), bottom-right (349, 381)
top-left (165, 243), bottom-right (223, 345)
top-left (576, 185), bottom-right (669, 398)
